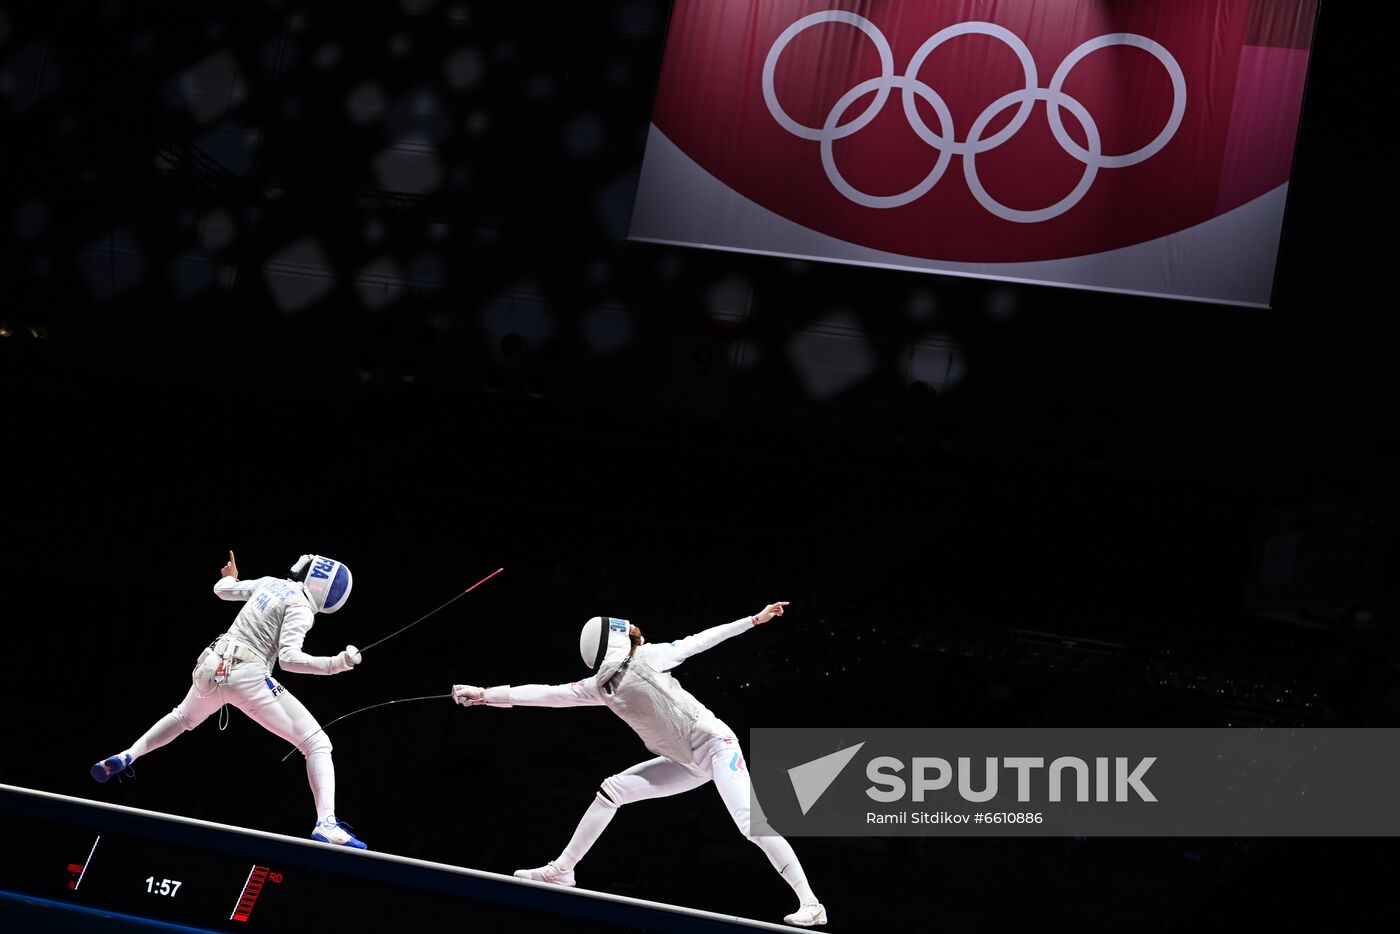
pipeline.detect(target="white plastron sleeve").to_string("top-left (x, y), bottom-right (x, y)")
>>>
top-left (649, 618), bottom-right (755, 672)
top-left (213, 576), bottom-right (265, 602)
top-left (500, 678), bottom-right (605, 707)
top-left (275, 602), bottom-right (343, 675)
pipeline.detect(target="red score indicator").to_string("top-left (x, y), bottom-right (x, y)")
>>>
top-left (68, 836), bottom-right (101, 890)
top-left (230, 864), bottom-right (281, 922)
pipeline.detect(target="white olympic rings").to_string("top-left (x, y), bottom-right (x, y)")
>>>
top-left (761, 12), bottom-right (1187, 223)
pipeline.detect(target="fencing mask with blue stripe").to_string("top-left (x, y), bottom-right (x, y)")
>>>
top-left (290, 554), bottom-right (353, 614)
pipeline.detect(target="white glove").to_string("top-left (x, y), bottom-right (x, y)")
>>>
top-left (453, 684), bottom-right (485, 706)
top-left (333, 645), bottom-right (362, 673)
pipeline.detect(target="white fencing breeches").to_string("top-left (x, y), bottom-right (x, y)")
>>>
top-left (125, 653), bottom-right (337, 821)
top-left (556, 728), bottom-right (817, 906)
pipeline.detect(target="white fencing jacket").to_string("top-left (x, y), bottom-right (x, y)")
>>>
top-left (481, 617), bottom-right (755, 775)
top-left (212, 576), bottom-right (351, 675)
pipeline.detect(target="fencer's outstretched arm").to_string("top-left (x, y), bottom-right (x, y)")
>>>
top-left (452, 603), bottom-right (786, 705)
top-left (453, 679), bottom-right (605, 708)
top-left (648, 601), bottom-right (788, 672)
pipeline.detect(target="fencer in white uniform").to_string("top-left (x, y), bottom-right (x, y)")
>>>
top-left (452, 601), bottom-right (827, 928)
top-left (90, 551), bottom-right (368, 848)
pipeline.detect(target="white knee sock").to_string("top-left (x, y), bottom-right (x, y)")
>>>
top-left (306, 748), bottom-right (336, 822)
top-left (755, 836), bottom-right (819, 906)
top-left (555, 795), bottom-right (617, 871)
top-left (128, 710), bottom-right (191, 761)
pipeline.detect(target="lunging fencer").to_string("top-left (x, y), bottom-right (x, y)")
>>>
top-left (452, 601), bottom-right (828, 928)
top-left (90, 551), bottom-right (369, 849)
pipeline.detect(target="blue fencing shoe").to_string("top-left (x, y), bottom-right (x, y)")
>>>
top-left (312, 818), bottom-right (368, 849)
top-left (90, 753), bottom-right (135, 784)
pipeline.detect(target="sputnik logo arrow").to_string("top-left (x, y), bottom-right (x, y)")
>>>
top-left (787, 742), bottom-right (865, 815)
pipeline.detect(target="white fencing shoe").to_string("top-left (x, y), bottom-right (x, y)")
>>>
top-left (513, 862), bottom-right (576, 886)
top-left (784, 903), bottom-right (828, 927)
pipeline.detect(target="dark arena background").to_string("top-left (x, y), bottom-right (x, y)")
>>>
top-left (2, 1), bottom-right (1396, 931)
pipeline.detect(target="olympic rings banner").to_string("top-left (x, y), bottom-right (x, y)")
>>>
top-left (630, 0), bottom-right (1318, 307)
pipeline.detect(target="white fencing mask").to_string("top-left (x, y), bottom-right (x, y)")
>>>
top-left (579, 616), bottom-right (631, 678)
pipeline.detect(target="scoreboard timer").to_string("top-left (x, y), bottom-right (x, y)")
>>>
top-left (6, 809), bottom-right (301, 929)
top-left (0, 783), bottom-right (791, 933)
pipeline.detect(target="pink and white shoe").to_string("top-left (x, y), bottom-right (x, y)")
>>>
top-left (513, 862), bottom-right (576, 886)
